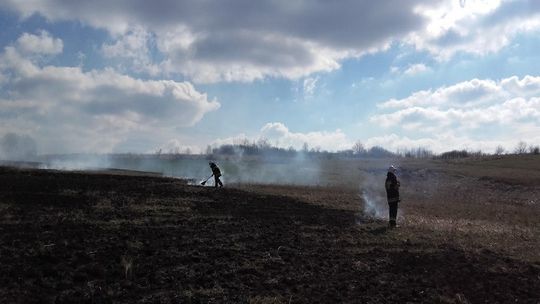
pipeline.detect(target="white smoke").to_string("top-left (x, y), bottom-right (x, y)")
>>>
top-left (38, 151), bottom-right (318, 187)
top-left (40, 154), bottom-right (112, 171)
top-left (360, 189), bottom-right (387, 219)
top-left (217, 151), bottom-right (320, 186)
top-left (0, 133), bottom-right (37, 161)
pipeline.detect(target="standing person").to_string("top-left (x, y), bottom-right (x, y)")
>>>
top-left (385, 165), bottom-right (400, 228)
top-left (209, 162), bottom-right (223, 188)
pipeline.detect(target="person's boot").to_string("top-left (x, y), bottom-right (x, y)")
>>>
top-left (388, 219), bottom-right (396, 228)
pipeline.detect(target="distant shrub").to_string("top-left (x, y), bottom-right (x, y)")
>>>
top-left (514, 141), bottom-right (527, 154)
top-left (438, 150), bottom-right (469, 159)
top-left (352, 141), bottom-right (366, 156)
top-left (366, 146), bottom-right (395, 158)
top-left (494, 145), bottom-right (505, 155)
top-left (398, 147), bottom-right (433, 159)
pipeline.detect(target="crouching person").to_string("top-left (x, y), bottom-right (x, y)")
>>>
top-left (385, 165), bottom-right (400, 228)
top-left (209, 162), bottom-right (223, 188)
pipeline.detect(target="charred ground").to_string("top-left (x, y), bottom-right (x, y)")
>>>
top-left (0, 161), bottom-right (539, 303)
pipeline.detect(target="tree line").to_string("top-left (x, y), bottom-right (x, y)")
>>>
top-left (1, 132), bottom-right (538, 161)
top-left (204, 139), bottom-right (540, 160)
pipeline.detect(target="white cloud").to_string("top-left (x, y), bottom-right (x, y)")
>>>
top-left (3, 0), bottom-right (540, 82)
top-left (211, 115), bottom-right (539, 154)
top-left (390, 66), bottom-right (401, 74)
top-left (260, 122), bottom-right (351, 151)
top-left (411, 0), bottom-right (540, 59)
top-left (102, 27), bottom-right (160, 75)
top-left (378, 78), bottom-right (517, 109)
top-left (390, 63), bottom-right (431, 76)
top-left (0, 34), bottom-right (219, 154)
top-left (16, 30), bottom-right (63, 55)
top-left (212, 122), bottom-right (352, 152)
top-left (371, 75), bottom-right (540, 152)
top-left (364, 132), bottom-right (529, 154)
top-left (404, 63), bottom-right (430, 75)
top-left (302, 76), bottom-right (319, 98)
top-left (0, 0), bottom-right (442, 82)
top-left (160, 36), bottom-right (345, 83)
top-left (4, 1), bottom-right (540, 81)
top-left (500, 75), bottom-right (540, 96)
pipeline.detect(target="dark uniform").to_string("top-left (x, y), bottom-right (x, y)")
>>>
top-left (209, 162), bottom-right (223, 188)
top-left (385, 166), bottom-right (400, 228)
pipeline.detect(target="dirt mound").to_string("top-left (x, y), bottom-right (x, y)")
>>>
top-left (0, 167), bottom-right (538, 303)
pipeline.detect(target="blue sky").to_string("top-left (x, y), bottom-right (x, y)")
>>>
top-left (1, 0), bottom-right (539, 155)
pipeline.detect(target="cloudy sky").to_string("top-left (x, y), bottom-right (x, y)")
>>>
top-left (1, 0), bottom-right (539, 154)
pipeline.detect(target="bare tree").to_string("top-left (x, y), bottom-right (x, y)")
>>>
top-left (514, 141), bottom-right (527, 154)
top-left (494, 145), bottom-right (504, 155)
top-left (234, 137), bottom-right (250, 146)
top-left (257, 137), bottom-right (271, 149)
top-left (302, 142), bottom-right (309, 153)
top-left (352, 140), bottom-right (365, 155)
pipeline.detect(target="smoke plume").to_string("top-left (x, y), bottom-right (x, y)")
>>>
top-left (361, 189), bottom-right (387, 219)
top-left (0, 133), bottom-right (37, 161)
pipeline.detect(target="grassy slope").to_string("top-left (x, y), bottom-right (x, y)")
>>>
top-left (239, 155), bottom-right (540, 262)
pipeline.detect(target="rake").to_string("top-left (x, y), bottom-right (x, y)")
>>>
top-left (200, 174), bottom-right (213, 186)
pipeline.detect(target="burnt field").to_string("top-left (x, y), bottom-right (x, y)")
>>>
top-left (0, 157), bottom-right (539, 303)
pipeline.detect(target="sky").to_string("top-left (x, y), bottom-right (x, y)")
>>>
top-left (0, 0), bottom-right (539, 155)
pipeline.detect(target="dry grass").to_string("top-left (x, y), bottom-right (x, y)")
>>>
top-left (394, 160), bottom-right (540, 262)
top-left (235, 156), bottom-right (540, 262)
